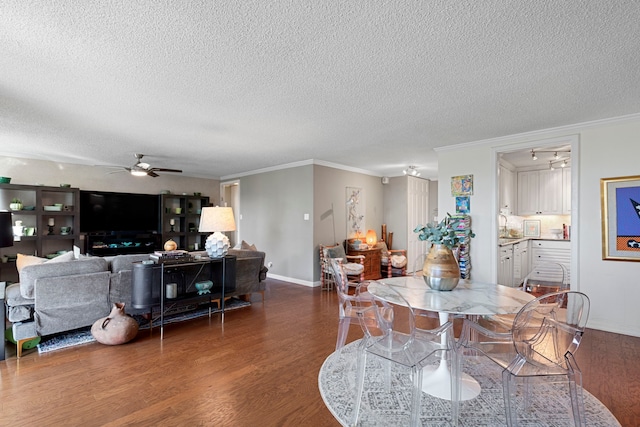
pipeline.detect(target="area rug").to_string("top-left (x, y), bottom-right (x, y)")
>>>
top-left (318, 340), bottom-right (621, 427)
top-left (37, 298), bottom-right (251, 354)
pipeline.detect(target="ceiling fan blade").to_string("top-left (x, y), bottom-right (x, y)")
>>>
top-left (149, 168), bottom-right (183, 174)
top-left (107, 168), bottom-right (128, 175)
top-left (147, 171), bottom-right (159, 177)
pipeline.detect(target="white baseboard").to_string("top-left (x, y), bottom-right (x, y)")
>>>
top-left (266, 273), bottom-right (319, 287)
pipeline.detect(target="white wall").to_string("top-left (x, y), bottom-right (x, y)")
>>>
top-left (436, 114), bottom-right (640, 337)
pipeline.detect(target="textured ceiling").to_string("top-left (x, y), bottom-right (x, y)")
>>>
top-left (1, 1), bottom-right (639, 180)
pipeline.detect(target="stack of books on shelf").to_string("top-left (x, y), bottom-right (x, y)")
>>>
top-left (150, 250), bottom-right (193, 264)
top-left (451, 214), bottom-right (472, 280)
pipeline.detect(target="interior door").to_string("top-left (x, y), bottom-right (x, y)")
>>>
top-left (220, 180), bottom-right (240, 248)
top-left (407, 176), bottom-right (430, 273)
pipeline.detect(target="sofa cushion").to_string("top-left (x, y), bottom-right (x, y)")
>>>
top-left (34, 270), bottom-right (111, 336)
top-left (8, 305), bottom-right (32, 322)
top-left (16, 251), bottom-right (76, 273)
top-left (5, 283), bottom-right (33, 306)
top-left (109, 254), bottom-right (152, 274)
top-left (19, 257), bottom-right (109, 299)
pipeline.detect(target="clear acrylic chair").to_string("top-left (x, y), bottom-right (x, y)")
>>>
top-left (329, 258), bottom-right (374, 350)
top-left (483, 262), bottom-right (570, 333)
top-left (353, 283), bottom-right (459, 427)
top-left (457, 290), bottom-right (590, 426)
top-left (523, 262), bottom-right (569, 294)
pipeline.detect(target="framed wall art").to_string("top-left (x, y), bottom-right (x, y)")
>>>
top-left (451, 174), bottom-right (473, 196)
top-left (455, 196), bottom-right (470, 214)
top-left (346, 187), bottom-right (365, 239)
top-left (601, 175), bottom-right (640, 261)
top-left (523, 220), bottom-right (541, 238)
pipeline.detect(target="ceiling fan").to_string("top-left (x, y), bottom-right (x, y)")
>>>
top-left (117, 153), bottom-right (183, 178)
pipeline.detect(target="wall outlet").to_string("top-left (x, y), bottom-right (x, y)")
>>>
top-left (268, 262), bottom-right (273, 268)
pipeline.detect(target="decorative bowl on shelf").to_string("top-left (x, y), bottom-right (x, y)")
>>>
top-left (44, 205), bottom-right (62, 211)
top-left (194, 280), bottom-right (213, 295)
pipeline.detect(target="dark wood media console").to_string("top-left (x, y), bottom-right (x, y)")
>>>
top-left (131, 255), bottom-right (236, 338)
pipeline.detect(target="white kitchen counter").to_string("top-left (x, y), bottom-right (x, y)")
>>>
top-left (498, 237), bottom-right (570, 247)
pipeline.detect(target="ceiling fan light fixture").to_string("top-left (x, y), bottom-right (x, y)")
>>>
top-left (130, 169), bottom-right (147, 177)
top-left (403, 166), bottom-right (420, 177)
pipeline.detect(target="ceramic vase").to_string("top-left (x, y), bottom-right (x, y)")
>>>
top-left (422, 244), bottom-right (460, 291)
top-left (91, 303), bottom-right (139, 345)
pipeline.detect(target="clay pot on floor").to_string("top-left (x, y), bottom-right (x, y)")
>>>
top-left (91, 303), bottom-right (139, 345)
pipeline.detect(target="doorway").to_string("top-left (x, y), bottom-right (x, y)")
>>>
top-left (220, 180), bottom-right (240, 248)
top-left (493, 135), bottom-right (579, 288)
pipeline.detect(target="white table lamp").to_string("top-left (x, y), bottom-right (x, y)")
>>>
top-left (198, 207), bottom-right (236, 258)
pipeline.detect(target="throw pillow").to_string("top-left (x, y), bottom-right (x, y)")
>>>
top-left (326, 245), bottom-right (346, 260)
top-left (16, 251), bottom-right (76, 273)
top-left (48, 251), bottom-right (75, 264)
top-left (241, 240), bottom-right (258, 251)
top-left (16, 254), bottom-right (46, 273)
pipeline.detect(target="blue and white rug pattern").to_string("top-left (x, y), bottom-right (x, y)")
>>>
top-left (37, 298), bottom-right (250, 354)
top-left (318, 340), bottom-right (621, 427)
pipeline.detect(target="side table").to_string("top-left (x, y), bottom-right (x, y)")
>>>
top-left (347, 247), bottom-right (382, 280)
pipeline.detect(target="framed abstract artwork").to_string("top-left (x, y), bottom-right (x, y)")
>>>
top-left (601, 175), bottom-right (640, 261)
top-left (456, 196), bottom-right (470, 214)
top-left (523, 220), bottom-right (540, 238)
top-left (451, 174), bottom-right (473, 196)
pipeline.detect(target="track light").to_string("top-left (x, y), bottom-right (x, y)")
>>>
top-left (403, 166), bottom-right (420, 177)
top-left (554, 152), bottom-right (559, 160)
top-left (561, 159), bottom-right (568, 168)
top-left (531, 150), bottom-right (537, 161)
top-left (549, 161), bottom-right (554, 170)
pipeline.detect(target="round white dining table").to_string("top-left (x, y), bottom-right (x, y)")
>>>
top-left (369, 276), bottom-right (536, 401)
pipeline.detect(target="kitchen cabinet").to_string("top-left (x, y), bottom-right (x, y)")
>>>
top-left (499, 164), bottom-right (516, 215)
top-left (498, 245), bottom-right (513, 286)
top-left (530, 239), bottom-right (571, 284)
top-left (512, 241), bottom-right (529, 286)
top-left (517, 169), bottom-right (563, 215)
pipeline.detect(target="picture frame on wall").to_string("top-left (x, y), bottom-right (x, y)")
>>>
top-left (455, 196), bottom-right (470, 214)
top-left (601, 175), bottom-right (640, 261)
top-left (451, 174), bottom-right (473, 196)
top-left (523, 219), bottom-right (541, 238)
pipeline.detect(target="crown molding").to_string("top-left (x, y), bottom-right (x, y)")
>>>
top-left (435, 112), bottom-right (640, 153)
top-left (220, 159), bottom-right (380, 180)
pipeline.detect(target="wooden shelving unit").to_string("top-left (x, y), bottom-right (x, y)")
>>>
top-left (160, 194), bottom-right (211, 251)
top-left (0, 183), bottom-right (80, 282)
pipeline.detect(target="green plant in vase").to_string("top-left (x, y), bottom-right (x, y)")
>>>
top-left (413, 213), bottom-right (475, 290)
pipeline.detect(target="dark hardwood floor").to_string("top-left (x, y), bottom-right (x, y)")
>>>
top-left (1, 278), bottom-right (638, 426)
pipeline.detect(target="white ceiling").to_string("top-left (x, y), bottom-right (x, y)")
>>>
top-left (1, 1), bottom-right (639, 180)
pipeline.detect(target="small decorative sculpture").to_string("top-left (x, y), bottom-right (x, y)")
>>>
top-left (194, 280), bottom-right (213, 295)
top-left (164, 239), bottom-right (178, 251)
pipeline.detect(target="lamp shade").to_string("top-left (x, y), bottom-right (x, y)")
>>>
top-left (0, 211), bottom-right (13, 248)
top-left (198, 207), bottom-right (236, 233)
top-left (198, 207), bottom-right (236, 258)
top-left (365, 229), bottom-right (377, 248)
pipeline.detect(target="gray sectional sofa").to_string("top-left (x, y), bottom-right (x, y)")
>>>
top-left (3, 251), bottom-right (267, 357)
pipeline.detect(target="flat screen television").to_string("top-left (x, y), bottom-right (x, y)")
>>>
top-left (80, 191), bottom-right (160, 234)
